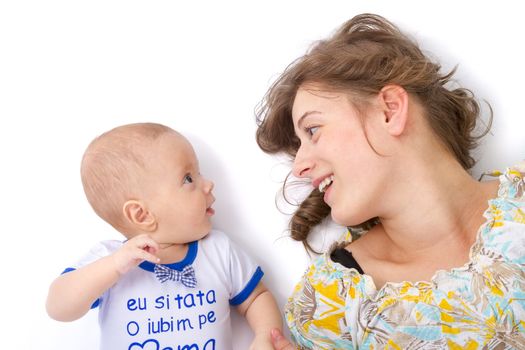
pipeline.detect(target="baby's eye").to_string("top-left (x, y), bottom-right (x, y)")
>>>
top-left (305, 126), bottom-right (319, 137)
top-left (183, 174), bottom-right (193, 184)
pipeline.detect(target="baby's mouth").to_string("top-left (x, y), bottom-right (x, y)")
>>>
top-left (206, 206), bottom-right (215, 216)
top-left (206, 196), bottom-right (215, 216)
top-left (319, 175), bottom-right (334, 193)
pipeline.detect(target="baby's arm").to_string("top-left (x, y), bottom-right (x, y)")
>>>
top-left (46, 234), bottom-right (160, 321)
top-left (237, 282), bottom-right (282, 350)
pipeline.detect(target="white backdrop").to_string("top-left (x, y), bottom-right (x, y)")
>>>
top-left (1, 1), bottom-right (524, 349)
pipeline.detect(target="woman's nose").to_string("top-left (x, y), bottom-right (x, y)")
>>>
top-left (292, 146), bottom-right (313, 178)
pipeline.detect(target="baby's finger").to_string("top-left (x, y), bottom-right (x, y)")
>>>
top-left (143, 245), bottom-right (159, 256)
top-left (133, 234), bottom-right (160, 253)
top-left (137, 249), bottom-right (160, 264)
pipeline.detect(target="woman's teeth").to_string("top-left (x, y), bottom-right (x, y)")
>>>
top-left (319, 175), bottom-right (334, 193)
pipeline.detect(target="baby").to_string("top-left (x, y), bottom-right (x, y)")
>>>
top-left (46, 122), bottom-right (281, 350)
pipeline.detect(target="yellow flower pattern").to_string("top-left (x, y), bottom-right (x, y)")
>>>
top-left (285, 162), bottom-right (525, 349)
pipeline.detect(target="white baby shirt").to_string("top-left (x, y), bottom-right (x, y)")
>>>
top-left (65, 230), bottom-right (263, 350)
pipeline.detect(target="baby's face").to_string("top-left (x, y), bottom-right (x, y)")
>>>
top-left (140, 132), bottom-right (215, 244)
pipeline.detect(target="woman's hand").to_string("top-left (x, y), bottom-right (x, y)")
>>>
top-left (271, 328), bottom-right (296, 350)
top-left (248, 335), bottom-right (274, 350)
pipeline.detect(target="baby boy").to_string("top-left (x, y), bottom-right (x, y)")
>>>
top-left (46, 122), bottom-right (281, 350)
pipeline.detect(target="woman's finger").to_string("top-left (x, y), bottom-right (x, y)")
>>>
top-left (271, 328), bottom-right (296, 350)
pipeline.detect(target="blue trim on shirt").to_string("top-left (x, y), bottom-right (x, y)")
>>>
top-left (138, 240), bottom-right (198, 272)
top-left (229, 266), bottom-right (264, 306)
top-left (61, 267), bottom-right (100, 309)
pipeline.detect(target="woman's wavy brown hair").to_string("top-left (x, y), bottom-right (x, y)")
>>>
top-left (255, 13), bottom-right (492, 253)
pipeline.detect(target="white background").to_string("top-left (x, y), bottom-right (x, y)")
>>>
top-left (1, 1), bottom-right (524, 349)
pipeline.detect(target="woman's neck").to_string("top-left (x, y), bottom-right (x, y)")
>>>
top-left (376, 155), bottom-right (499, 263)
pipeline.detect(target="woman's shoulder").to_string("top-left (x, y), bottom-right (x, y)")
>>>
top-left (483, 160), bottom-right (525, 235)
top-left (294, 247), bottom-right (364, 283)
top-left (489, 159), bottom-right (525, 201)
top-left (288, 228), bottom-right (376, 303)
top-left (284, 251), bottom-right (369, 349)
top-left (476, 160), bottom-right (525, 267)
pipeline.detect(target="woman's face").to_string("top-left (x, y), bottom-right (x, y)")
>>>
top-left (291, 84), bottom-right (390, 226)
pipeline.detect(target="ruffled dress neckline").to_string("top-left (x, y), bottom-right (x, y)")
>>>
top-left (327, 168), bottom-right (516, 298)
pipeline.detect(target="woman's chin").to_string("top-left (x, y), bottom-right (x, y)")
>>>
top-left (330, 210), bottom-right (349, 226)
top-left (331, 208), bottom-right (364, 227)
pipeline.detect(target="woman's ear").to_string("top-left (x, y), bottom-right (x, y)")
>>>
top-left (379, 85), bottom-right (409, 136)
top-left (122, 200), bottom-right (157, 232)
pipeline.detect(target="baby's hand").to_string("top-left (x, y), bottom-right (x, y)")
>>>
top-left (111, 234), bottom-right (160, 275)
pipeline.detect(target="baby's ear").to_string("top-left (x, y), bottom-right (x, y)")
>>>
top-left (122, 200), bottom-right (157, 232)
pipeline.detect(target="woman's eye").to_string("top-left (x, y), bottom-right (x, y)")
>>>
top-left (183, 174), bottom-right (193, 184)
top-left (306, 126), bottom-right (319, 137)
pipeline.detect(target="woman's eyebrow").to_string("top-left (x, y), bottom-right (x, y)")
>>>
top-left (297, 110), bottom-right (321, 129)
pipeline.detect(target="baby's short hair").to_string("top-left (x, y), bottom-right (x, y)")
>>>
top-left (80, 123), bottom-right (175, 231)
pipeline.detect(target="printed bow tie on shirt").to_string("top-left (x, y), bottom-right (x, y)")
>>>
top-left (154, 264), bottom-right (197, 288)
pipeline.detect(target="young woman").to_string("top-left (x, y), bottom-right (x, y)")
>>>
top-left (257, 13), bottom-right (525, 349)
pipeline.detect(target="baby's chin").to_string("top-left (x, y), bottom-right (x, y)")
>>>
top-left (197, 227), bottom-right (212, 240)
top-left (199, 231), bottom-right (211, 239)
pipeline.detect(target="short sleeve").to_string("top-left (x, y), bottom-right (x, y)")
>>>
top-left (63, 240), bottom-right (121, 271)
top-left (223, 235), bottom-right (263, 306)
top-left (61, 240), bottom-right (122, 308)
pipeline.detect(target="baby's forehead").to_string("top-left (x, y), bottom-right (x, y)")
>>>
top-left (107, 127), bottom-right (188, 151)
top-left (157, 130), bottom-right (193, 152)
top-left (89, 127), bottom-right (195, 171)
top-left (148, 131), bottom-right (198, 165)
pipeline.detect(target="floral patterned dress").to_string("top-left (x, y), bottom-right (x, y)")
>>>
top-left (285, 162), bottom-right (525, 349)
